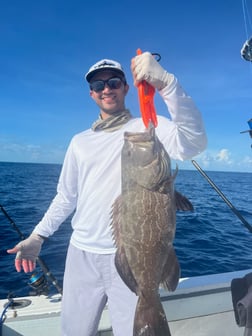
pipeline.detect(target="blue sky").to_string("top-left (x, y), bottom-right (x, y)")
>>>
top-left (1, 0), bottom-right (252, 172)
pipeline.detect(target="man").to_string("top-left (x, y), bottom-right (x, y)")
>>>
top-left (7, 51), bottom-right (207, 335)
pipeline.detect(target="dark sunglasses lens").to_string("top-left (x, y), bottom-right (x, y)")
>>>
top-left (107, 78), bottom-right (122, 89)
top-left (90, 78), bottom-right (122, 92)
top-left (90, 81), bottom-right (104, 92)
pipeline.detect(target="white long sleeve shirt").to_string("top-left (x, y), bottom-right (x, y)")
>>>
top-left (34, 78), bottom-right (207, 253)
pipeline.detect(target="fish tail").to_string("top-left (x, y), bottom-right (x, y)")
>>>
top-left (133, 295), bottom-right (171, 336)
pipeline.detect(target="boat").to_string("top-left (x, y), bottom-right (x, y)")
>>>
top-left (1, 268), bottom-right (251, 336)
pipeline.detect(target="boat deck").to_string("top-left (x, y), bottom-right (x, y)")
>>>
top-left (1, 269), bottom-right (251, 336)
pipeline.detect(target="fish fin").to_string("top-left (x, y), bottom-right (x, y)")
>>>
top-left (111, 196), bottom-right (138, 294)
top-left (111, 197), bottom-right (138, 293)
top-left (175, 190), bottom-right (194, 211)
top-left (133, 295), bottom-right (171, 336)
top-left (111, 196), bottom-right (138, 293)
top-left (110, 195), bottom-right (122, 246)
top-left (115, 247), bottom-right (138, 294)
top-left (161, 247), bottom-right (180, 292)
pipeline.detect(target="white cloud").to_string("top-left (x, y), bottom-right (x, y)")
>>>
top-left (243, 155), bottom-right (252, 164)
top-left (215, 149), bottom-right (232, 164)
top-left (200, 153), bottom-right (212, 167)
top-left (0, 139), bottom-right (65, 164)
top-left (191, 148), bottom-right (252, 172)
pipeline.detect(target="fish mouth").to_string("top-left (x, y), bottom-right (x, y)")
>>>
top-left (122, 125), bottom-right (171, 189)
top-left (123, 131), bottom-right (157, 166)
top-left (124, 123), bottom-right (155, 143)
top-left (124, 131), bottom-right (152, 142)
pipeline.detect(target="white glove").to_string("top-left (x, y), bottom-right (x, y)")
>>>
top-left (132, 52), bottom-right (174, 90)
top-left (15, 233), bottom-right (44, 261)
top-left (7, 233), bottom-right (44, 273)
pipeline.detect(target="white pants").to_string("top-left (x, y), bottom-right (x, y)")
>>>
top-left (61, 244), bottom-right (138, 336)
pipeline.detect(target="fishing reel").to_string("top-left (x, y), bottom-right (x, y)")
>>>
top-left (0, 204), bottom-right (63, 296)
top-left (28, 272), bottom-right (49, 296)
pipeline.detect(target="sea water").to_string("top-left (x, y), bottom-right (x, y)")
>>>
top-left (0, 162), bottom-right (251, 299)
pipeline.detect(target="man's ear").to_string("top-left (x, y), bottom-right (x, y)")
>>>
top-left (124, 83), bottom-right (129, 95)
top-left (90, 90), bottom-right (94, 99)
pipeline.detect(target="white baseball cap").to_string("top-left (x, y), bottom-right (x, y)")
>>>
top-left (85, 59), bottom-right (126, 83)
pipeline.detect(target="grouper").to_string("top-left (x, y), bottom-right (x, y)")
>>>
top-left (111, 123), bottom-right (193, 336)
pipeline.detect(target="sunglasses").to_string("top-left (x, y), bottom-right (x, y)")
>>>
top-left (90, 77), bottom-right (125, 92)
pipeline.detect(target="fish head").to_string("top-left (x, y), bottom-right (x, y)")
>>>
top-left (122, 124), bottom-right (171, 190)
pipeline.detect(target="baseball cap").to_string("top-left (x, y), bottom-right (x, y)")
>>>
top-left (85, 59), bottom-right (126, 83)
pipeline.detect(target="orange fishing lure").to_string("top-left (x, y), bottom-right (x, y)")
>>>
top-left (136, 48), bottom-right (158, 128)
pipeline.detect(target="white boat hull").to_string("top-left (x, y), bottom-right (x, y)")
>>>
top-left (1, 269), bottom-right (250, 336)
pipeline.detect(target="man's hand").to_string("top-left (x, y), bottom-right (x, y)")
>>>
top-left (131, 51), bottom-right (174, 90)
top-left (7, 233), bottom-right (44, 273)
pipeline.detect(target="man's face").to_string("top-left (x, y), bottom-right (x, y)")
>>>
top-left (89, 70), bottom-right (129, 119)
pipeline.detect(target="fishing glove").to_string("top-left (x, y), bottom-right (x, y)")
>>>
top-left (15, 233), bottom-right (44, 261)
top-left (133, 52), bottom-right (174, 90)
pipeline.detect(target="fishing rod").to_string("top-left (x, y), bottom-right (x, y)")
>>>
top-left (0, 204), bottom-right (62, 295)
top-left (191, 160), bottom-right (252, 233)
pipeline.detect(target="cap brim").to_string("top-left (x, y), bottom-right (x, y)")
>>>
top-left (86, 68), bottom-right (125, 83)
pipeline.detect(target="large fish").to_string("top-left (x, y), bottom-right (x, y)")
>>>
top-left (111, 123), bottom-right (193, 336)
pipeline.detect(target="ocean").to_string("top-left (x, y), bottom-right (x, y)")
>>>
top-left (0, 161), bottom-right (252, 300)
